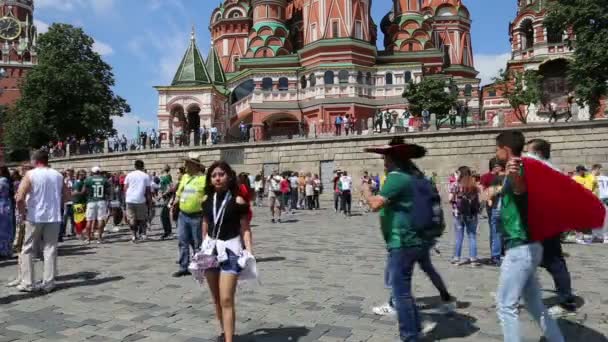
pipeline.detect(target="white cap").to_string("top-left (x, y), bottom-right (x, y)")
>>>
top-left (91, 166), bottom-right (101, 173)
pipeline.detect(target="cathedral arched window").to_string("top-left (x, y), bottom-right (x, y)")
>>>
top-left (262, 77), bottom-right (273, 91)
top-left (520, 19), bottom-right (534, 49)
top-left (338, 70), bottom-right (349, 84)
top-left (464, 84), bottom-right (473, 97)
top-left (300, 75), bottom-right (307, 89)
top-left (324, 71), bottom-right (335, 85)
top-left (366, 72), bottom-right (373, 85)
top-left (278, 77), bottom-right (289, 91)
top-left (547, 26), bottom-right (563, 44)
top-left (385, 73), bottom-right (393, 85)
top-left (356, 71), bottom-right (364, 85)
top-left (309, 73), bottom-right (316, 87)
top-left (404, 71), bottom-right (412, 83)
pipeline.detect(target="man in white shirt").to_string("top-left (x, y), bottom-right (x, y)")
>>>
top-left (594, 166), bottom-right (608, 244)
top-left (339, 171), bottom-right (353, 216)
top-left (15, 150), bottom-right (69, 293)
top-left (124, 160), bottom-right (152, 242)
top-left (267, 171), bottom-right (283, 223)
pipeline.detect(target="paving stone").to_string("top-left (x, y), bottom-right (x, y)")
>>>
top-left (0, 209), bottom-right (606, 341)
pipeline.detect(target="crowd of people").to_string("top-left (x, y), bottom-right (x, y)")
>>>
top-left (2, 128), bottom-right (608, 342)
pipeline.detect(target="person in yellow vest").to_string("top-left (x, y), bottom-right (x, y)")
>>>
top-left (172, 157), bottom-right (206, 277)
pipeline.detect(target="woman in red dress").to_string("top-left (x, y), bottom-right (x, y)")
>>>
top-left (238, 173), bottom-right (253, 223)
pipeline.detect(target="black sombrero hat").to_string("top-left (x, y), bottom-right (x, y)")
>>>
top-left (364, 137), bottom-right (427, 159)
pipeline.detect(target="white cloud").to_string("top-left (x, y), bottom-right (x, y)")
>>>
top-left (93, 40), bottom-right (114, 56)
top-left (36, 0), bottom-right (113, 14)
top-left (90, 0), bottom-right (115, 13)
top-left (113, 115), bottom-right (155, 138)
top-left (475, 52), bottom-right (511, 86)
top-left (36, 0), bottom-right (80, 11)
top-left (34, 19), bottom-right (50, 34)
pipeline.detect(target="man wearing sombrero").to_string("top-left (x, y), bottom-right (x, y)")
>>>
top-left (362, 137), bottom-right (451, 340)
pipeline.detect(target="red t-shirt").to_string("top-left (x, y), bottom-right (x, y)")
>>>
top-left (280, 179), bottom-right (290, 194)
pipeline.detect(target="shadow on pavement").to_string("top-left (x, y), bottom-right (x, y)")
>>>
top-left (558, 317), bottom-right (608, 341)
top-left (0, 273), bottom-right (124, 305)
top-left (238, 327), bottom-right (310, 342)
top-left (58, 245), bottom-right (96, 257)
top-left (417, 295), bottom-right (472, 311)
top-left (256, 256), bottom-right (286, 263)
top-left (542, 294), bottom-right (586, 310)
top-left (422, 312), bottom-right (480, 341)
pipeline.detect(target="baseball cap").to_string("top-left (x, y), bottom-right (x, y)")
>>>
top-left (91, 166), bottom-right (101, 173)
top-left (575, 165), bottom-right (587, 172)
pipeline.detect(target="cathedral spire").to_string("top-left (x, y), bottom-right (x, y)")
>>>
top-left (171, 30), bottom-right (212, 86)
top-left (206, 45), bottom-right (226, 85)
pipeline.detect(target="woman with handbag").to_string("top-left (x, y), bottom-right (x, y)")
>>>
top-left (202, 161), bottom-right (253, 342)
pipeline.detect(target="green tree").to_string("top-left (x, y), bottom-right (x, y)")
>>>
top-left (402, 78), bottom-right (458, 119)
top-left (545, 0), bottom-right (608, 119)
top-left (493, 69), bottom-right (542, 124)
top-left (3, 23), bottom-right (130, 149)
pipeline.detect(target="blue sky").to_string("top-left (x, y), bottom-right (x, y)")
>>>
top-left (35, 0), bottom-right (517, 138)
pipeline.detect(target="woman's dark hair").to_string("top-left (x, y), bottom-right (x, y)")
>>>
top-left (238, 172), bottom-right (252, 193)
top-left (10, 169), bottom-right (21, 182)
top-left (0, 166), bottom-right (10, 179)
top-left (255, 174), bottom-right (262, 182)
top-left (205, 161), bottom-right (238, 197)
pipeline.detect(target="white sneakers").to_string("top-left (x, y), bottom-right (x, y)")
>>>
top-left (548, 305), bottom-right (577, 318)
top-left (372, 303), bottom-right (396, 316)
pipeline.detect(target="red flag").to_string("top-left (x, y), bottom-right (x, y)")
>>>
top-left (523, 157), bottom-right (606, 241)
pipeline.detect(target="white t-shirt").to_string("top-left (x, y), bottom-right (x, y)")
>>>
top-left (124, 170), bottom-right (151, 204)
top-left (597, 175), bottom-right (608, 200)
top-left (340, 176), bottom-right (353, 191)
top-left (268, 176), bottom-right (281, 192)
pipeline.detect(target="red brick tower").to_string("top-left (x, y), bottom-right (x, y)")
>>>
top-left (0, 0), bottom-right (38, 162)
top-left (245, 0), bottom-right (292, 58)
top-left (210, 0), bottom-right (252, 73)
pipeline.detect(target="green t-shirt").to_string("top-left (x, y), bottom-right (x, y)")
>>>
top-left (84, 175), bottom-right (110, 203)
top-left (160, 174), bottom-right (173, 193)
top-left (72, 180), bottom-right (86, 205)
top-left (499, 169), bottom-right (530, 250)
top-left (379, 170), bottom-right (423, 249)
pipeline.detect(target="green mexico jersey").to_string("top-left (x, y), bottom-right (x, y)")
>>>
top-left (499, 168), bottom-right (530, 250)
top-left (72, 180), bottom-right (87, 205)
top-left (84, 175), bottom-right (109, 203)
top-left (379, 170), bottom-right (423, 249)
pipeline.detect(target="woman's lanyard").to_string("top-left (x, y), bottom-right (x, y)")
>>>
top-left (212, 192), bottom-right (231, 239)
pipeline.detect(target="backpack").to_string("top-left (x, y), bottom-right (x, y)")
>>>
top-left (455, 191), bottom-right (480, 217)
top-left (410, 177), bottom-right (445, 241)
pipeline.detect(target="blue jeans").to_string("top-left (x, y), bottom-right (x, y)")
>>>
top-left (177, 212), bottom-right (203, 272)
top-left (386, 246), bottom-right (452, 307)
top-left (388, 247), bottom-right (425, 342)
top-left (453, 216), bottom-right (478, 260)
top-left (541, 237), bottom-right (573, 304)
top-left (489, 208), bottom-right (503, 259)
top-left (497, 243), bottom-right (564, 342)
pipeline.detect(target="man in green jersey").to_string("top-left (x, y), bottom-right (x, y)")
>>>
top-left (494, 131), bottom-right (563, 342)
top-left (83, 166), bottom-right (110, 243)
top-left (159, 165), bottom-right (173, 195)
top-left (71, 170), bottom-right (88, 239)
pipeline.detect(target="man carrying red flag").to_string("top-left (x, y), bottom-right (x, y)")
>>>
top-left (525, 139), bottom-right (577, 318)
top-left (494, 131), bottom-right (564, 342)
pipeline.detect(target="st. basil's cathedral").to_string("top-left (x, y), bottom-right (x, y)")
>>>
top-left (152, 0), bottom-right (606, 144)
top-left (155, 0), bottom-right (481, 144)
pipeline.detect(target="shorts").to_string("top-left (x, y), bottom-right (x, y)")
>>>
top-left (86, 201), bottom-right (108, 221)
top-left (126, 203), bottom-right (148, 223)
top-left (208, 249), bottom-right (242, 275)
top-left (268, 190), bottom-right (281, 198)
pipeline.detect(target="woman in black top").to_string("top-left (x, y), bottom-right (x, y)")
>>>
top-left (202, 161), bottom-right (252, 342)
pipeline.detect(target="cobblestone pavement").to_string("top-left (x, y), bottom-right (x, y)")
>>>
top-left (0, 205), bottom-right (607, 342)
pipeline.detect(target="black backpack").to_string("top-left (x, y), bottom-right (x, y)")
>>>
top-left (456, 191), bottom-right (480, 217)
top-left (410, 176), bottom-right (446, 241)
